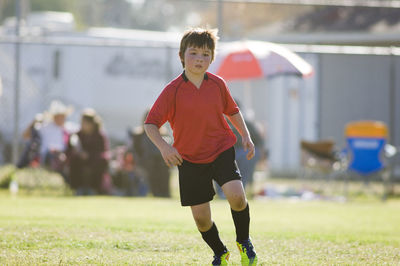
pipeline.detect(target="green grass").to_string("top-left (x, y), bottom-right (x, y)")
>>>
top-left (0, 191), bottom-right (400, 265)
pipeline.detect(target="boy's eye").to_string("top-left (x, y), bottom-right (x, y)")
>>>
top-left (203, 53), bottom-right (210, 57)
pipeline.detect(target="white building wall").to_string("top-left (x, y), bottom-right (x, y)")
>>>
top-left (0, 44), bottom-right (45, 139)
top-left (0, 41), bottom-right (183, 142)
top-left (265, 53), bottom-right (319, 175)
top-left (46, 44), bottom-right (183, 140)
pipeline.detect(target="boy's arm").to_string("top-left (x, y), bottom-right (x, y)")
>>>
top-left (144, 124), bottom-right (182, 167)
top-left (227, 111), bottom-right (255, 160)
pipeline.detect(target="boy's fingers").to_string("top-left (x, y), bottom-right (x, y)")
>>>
top-left (177, 153), bottom-right (183, 163)
top-left (172, 150), bottom-right (183, 165)
top-left (166, 153), bottom-right (182, 166)
top-left (161, 148), bottom-right (182, 166)
top-left (166, 157), bottom-right (174, 167)
top-left (247, 146), bottom-right (255, 160)
top-left (172, 155), bottom-right (182, 166)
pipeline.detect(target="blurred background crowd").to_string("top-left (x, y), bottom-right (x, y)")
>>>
top-left (12, 100), bottom-right (175, 196)
top-left (6, 99), bottom-right (265, 197)
top-left (0, 0), bottom-right (400, 198)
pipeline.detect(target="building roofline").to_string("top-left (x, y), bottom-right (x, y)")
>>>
top-left (250, 32), bottom-right (400, 45)
top-left (280, 43), bottom-right (400, 55)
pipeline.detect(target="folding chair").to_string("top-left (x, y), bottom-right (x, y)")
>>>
top-left (345, 120), bottom-right (391, 199)
top-left (300, 140), bottom-right (338, 178)
top-left (299, 139), bottom-right (347, 197)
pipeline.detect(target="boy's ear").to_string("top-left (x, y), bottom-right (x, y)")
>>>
top-left (179, 51), bottom-right (185, 67)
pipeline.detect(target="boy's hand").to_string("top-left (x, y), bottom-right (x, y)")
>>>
top-left (242, 135), bottom-right (255, 160)
top-left (160, 144), bottom-right (183, 167)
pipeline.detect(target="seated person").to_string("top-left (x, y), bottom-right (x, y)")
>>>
top-left (67, 109), bottom-right (109, 195)
top-left (20, 101), bottom-right (73, 181)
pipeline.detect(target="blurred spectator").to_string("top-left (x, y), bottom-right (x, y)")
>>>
top-left (217, 101), bottom-right (264, 197)
top-left (109, 144), bottom-right (147, 196)
top-left (20, 100), bottom-right (73, 180)
top-left (18, 113), bottom-right (43, 168)
top-left (131, 110), bottom-right (172, 197)
top-left (232, 117), bottom-right (264, 188)
top-left (67, 109), bottom-right (109, 195)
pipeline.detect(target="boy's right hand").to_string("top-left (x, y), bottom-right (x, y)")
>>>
top-left (160, 144), bottom-right (183, 167)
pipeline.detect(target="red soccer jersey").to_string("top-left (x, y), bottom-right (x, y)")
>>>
top-left (145, 72), bottom-right (239, 163)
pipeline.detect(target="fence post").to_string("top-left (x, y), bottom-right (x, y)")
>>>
top-left (12, 0), bottom-right (22, 165)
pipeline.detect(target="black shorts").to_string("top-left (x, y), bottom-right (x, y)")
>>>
top-left (178, 146), bottom-right (242, 206)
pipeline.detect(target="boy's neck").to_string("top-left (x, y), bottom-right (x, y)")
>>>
top-left (184, 70), bottom-right (206, 88)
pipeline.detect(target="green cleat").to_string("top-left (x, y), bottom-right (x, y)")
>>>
top-left (236, 238), bottom-right (257, 266)
top-left (212, 250), bottom-right (230, 266)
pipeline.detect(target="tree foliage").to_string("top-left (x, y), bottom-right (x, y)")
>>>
top-left (0, 0), bottom-right (312, 37)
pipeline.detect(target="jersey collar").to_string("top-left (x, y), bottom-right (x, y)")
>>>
top-left (181, 71), bottom-right (209, 82)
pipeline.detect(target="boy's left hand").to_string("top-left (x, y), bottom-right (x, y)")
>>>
top-left (242, 136), bottom-right (255, 160)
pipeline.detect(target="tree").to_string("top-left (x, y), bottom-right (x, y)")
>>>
top-left (0, 0), bottom-right (313, 38)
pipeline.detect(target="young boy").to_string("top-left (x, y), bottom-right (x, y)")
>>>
top-left (144, 28), bottom-right (257, 266)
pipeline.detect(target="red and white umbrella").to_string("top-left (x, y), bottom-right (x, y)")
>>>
top-left (209, 41), bottom-right (313, 81)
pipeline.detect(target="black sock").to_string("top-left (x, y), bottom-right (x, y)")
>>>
top-left (200, 223), bottom-right (226, 256)
top-left (231, 203), bottom-right (250, 243)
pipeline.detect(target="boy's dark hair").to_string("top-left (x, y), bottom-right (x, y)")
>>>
top-left (179, 28), bottom-right (219, 68)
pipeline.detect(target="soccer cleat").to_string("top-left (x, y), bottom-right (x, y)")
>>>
top-left (211, 250), bottom-right (230, 265)
top-left (236, 238), bottom-right (257, 266)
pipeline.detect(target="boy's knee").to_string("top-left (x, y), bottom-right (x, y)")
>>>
top-left (193, 214), bottom-right (212, 231)
top-left (230, 195), bottom-right (247, 211)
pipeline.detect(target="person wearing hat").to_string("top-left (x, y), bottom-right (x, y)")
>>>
top-left (22, 100), bottom-right (73, 180)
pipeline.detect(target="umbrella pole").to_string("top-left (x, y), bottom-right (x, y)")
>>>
top-left (243, 80), bottom-right (254, 120)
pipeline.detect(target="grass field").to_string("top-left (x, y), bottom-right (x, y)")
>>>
top-left (1, 191), bottom-right (400, 265)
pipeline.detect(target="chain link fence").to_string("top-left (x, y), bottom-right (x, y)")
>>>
top-left (0, 35), bottom-right (182, 164)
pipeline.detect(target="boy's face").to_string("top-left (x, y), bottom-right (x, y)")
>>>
top-left (183, 46), bottom-right (212, 75)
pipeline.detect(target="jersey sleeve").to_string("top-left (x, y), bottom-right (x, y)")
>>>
top-left (220, 79), bottom-right (240, 116)
top-left (145, 85), bottom-right (175, 128)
